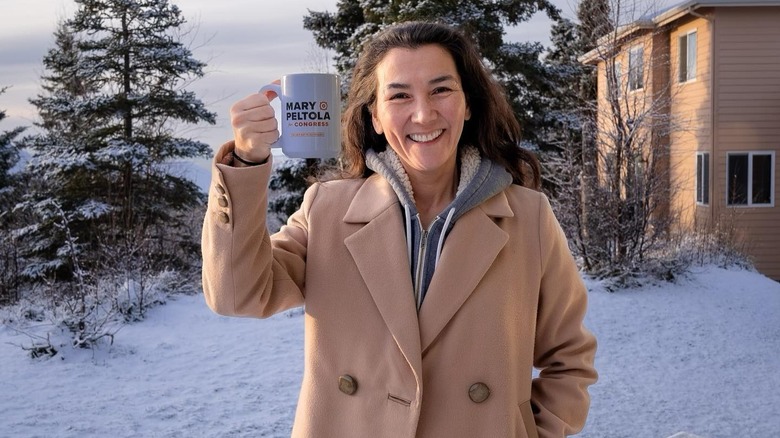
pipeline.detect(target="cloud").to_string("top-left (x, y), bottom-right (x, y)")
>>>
top-left (0, 0), bottom-right (567, 152)
top-left (0, 34), bottom-right (53, 67)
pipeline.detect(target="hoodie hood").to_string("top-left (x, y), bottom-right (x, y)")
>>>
top-left (365, 145), bottom-right (512, 223)
top-left (365, 145), bottom-right (512, 310)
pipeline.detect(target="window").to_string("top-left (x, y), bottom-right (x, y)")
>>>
top-left (628, 45), bottom-right (644, 91)
top-left (727, 152), bottom-right (775, 206)
top-left (679, 30), bottom-right (697, 82)
top-left (696, 152), bottom-right (710, 205)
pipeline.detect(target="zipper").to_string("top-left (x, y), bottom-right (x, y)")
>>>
top-left (413, 217), bottom-right (439, 311)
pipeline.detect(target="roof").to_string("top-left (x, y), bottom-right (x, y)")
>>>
top-left (579, 0), bottom-right (780, 64)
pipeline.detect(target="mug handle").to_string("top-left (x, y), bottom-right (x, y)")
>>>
top-left (259, 83), bottom-right (283, 149)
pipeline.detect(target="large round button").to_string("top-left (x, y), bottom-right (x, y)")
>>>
top-left (215, 184), bottom-right (226, 195)
top-left (468, 382), bottom-right (490, 403)
top-left (218, 212), bottom-right (230, 224)
top-left (338, 375), bottom-right (358, 395)
top-left (218, 196), bottom-right (228, 207)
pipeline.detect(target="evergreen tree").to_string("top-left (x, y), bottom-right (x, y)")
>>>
top-left (0, 87), bottom-right (26, 304)
top-left (268, 158), bottom-right (319, 230)
top-left (577, 0), bottom-right (613, 59)
top-left (541, 0), bottom-right (613, 169)
top-left (66, 0), bottom-right (215, 230)
top-left (265, 0), bottom-right (561, 224)
top-left (542, 17), bottom-right (593, 266)
top-left (305, 0), bottom-right (560, 147)
top-left (20, 0), bottom-right (215, 280)
top-left (17, 22), bottom-right (101, 279)
top-left (541, 17), bottom-right (583, 151)
top-left (541, 0), bottom-right (612, 272)
top-left (572, 0), bottom-right (612, 252)
top-left (575, 0), bottom-right (612, 112)
top-left (0, 88), bottom-right (24, 195)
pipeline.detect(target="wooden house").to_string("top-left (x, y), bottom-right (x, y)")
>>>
top-left (581, 0), bottom-right (780, 280)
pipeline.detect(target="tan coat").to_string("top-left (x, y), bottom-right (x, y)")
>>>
top-left (202, 143), bottom-right (597, 438)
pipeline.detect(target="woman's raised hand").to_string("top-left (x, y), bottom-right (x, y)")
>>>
top-left (229, 86), bottom-right (279, 164)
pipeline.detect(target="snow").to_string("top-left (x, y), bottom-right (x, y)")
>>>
top-left (582, 266), bottom-right (780, 437)
top-left (1, 265), bottom-right (779, 437)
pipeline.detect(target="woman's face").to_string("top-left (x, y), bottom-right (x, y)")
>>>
top-left (371, 44), bottom-right (470, 179)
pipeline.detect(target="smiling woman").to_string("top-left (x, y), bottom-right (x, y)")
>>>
top-left (370, 44), bottom-right (471, 226)
top-left (202, 21), bottom-right (597, 438)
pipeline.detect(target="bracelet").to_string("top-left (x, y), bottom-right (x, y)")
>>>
top-left (232, 150), bottom-right (267, 166)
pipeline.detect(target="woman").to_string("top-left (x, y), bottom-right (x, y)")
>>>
top-left (202, 21), bottom-right (597, 438)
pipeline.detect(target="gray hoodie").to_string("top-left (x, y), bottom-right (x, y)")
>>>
top-left (365, 145), bottom-right (513, 311)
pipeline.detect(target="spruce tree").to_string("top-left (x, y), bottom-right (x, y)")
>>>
top-left (0, 87), bottom-right (24, 216)
top-left (262, 0), bottom-right (561, 224)
top-left (541, 17), bottom-right (583, 154)
top-left (66, 0), bottom-right (215, 232)
top-left (0, 88), bottom-right (24, 195)
top-left (268, 158), bottom-right (319, 230)
top-left (577, 0), bottom-right (613, 59)
top-left (16, 22), bottom-right (100, 279)
top-left (576, 0), bottom-right (612, 106)
top-left (305, 0), bottom-right (560, 148)
top-left (574, 0), bottom-right (612, 240)
top-left (0, 87), bottom-right (26, 303)
top-left (541, 18), bottom-right (592, 266)
top-left (21, 0), bottom-right (215, 280)
top-left (541, 0), bottom-right (613, 160)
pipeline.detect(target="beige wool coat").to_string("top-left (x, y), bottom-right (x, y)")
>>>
top-left (202, 142), bottom-right (597, 438)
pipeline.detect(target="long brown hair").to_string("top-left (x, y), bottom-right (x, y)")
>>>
top-left (339, 21), bottom-right (540, 189)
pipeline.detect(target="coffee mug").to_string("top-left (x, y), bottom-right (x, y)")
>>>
top-left (260, 73), bottom-right (341, 159)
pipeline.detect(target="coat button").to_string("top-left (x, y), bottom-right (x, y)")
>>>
top-left (215, 184), bottom-right (226, 195)
top-left (468, 382), bottom-right (490, 403)
top-left (218, 196), bottom-right (228, 207)
top-left (218, 212), bottom-right (230, 224)
top-left (338, 375), bottom-right (358, 395)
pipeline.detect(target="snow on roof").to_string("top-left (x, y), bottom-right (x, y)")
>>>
top-left (580, 0), bottom-right (780, 64)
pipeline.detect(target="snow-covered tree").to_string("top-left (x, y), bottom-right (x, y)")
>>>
top-left (260, 0), bottom-right (562, 224)
top-left (66, 0), bottom-right (215, 230)
top-left (577, 0), bottom-right (613, 66)
top-left (20, 1), bottom-right (215, 280)
top-left (0, 87), bottom-right (26, 304)
top-left (574, 0), bottom-right (612, 186)
top-left (547, 0), bottom-right (688, 280)
top-left (541, 0), bottom-right (613, 167)
top-left (542, 0), bottom-right (615, 271)
top-left (268, 159), bottom-right (319, 230)
top-left (0, 88), bottom-right (24, 196)
top-left (305, 0), bottom-right (560, 149)
top-left (540, 17), bottom-right (584, 151)
top-left (15, 22), bottom-right (102, 280)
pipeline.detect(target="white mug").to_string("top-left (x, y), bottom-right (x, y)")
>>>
top-left (260, 73), bottom-right (341, 159)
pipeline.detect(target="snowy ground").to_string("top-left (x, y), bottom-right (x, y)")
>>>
top-left (1, 265), bottom-right (779, 438)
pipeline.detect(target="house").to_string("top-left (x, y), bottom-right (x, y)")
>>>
top-left (581, 0), bottom-right (780, 281)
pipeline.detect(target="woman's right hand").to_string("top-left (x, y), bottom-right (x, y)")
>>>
top-left (229, 88), bottom-right (279, 164)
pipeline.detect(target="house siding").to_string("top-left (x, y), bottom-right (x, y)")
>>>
top-left (668, 15), bottom-right (714, 229)
top-left (712, 6), bottom-right (780, 280)
top-left (587, 4), bottom-right (780, 281)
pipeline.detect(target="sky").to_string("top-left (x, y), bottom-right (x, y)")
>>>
top-left (0, 0), bottom-right (573, 154)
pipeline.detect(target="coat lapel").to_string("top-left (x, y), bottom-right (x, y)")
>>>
top-left (343, 175), bottom-right (422, 380)
top-left (418, 191), bottom-right (512, 354)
